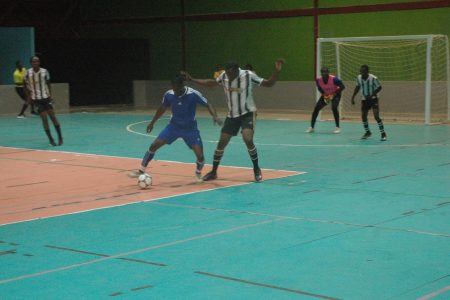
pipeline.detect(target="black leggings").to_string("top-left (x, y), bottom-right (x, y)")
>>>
top-left (310, 97), bottom-right (340, 128)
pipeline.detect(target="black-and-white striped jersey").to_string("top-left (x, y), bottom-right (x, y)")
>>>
top-left (356, 73), bottom-right (381, 100)
top-left (216, 68), bottom-right (264, 118)
top-left (24, 68), bottom-right (51, 100)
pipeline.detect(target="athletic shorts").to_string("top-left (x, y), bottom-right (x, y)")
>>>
top-left (221, 112), bottom-right (256, 136)
top-left (157, 124), bottom-right (203, 148)
top-left (33, 98), bottom-right (54, 114)
top-left (361, 98), bottom-right (379, 111)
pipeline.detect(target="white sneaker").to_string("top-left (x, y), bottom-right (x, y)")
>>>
top-left (305, 127), bottom-right (314, 133)
top-left (128, 170), bottom-right (143, 178)
top-left (195, 171), bottom-right (203, 182)
top-left (333, 127), bottom-right (341, 134)
top-left (17, 115), bottom-right (26, 119)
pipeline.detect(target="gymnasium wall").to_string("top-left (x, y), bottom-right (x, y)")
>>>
top-left (0, 27), bottom-right (35, 85)
top-left (80, 1), bottom-right (450, 81)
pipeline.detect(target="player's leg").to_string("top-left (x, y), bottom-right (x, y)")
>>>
top-left (307, 98), bottom-right (327, 133)
top-left (331, 97), bottom-right (341, 133)
top-left (182, 129), bottom-right (205, 180)
top-left (129, 126), bottom-right (174, 178)
top-left (39, 110), bottom-right (56, 146)
top-left (240, 112), bottom-right (262, 182)
top-left (47, 108), bottom-right (63, 145)
top-left (371, 99), bottom-right (387, 141)
top-left (203, 116), bottom-right (238, 181)
top-left (16, 87), bottom-right (28, 118)
top-left (361, 101), bottom-right (371, 139)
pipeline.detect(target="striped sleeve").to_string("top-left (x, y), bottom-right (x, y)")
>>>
top-left (162, 91), bottom-right (171, 106)
top-left (249, 72), bottom-right (263, 86)
top-left (216, 72), bottom-right (225, 86)
top-left (356, 75), bottom-right (361, 87)
top-left (372, 76), bottom-right (381, 89)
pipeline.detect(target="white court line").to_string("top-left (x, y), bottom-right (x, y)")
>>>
top-left (0, 217), bottom-right (286, 284)
top-left (418, 285), bottom-right (450, 300)
top-left (126, 120), bottom-right (447, 148)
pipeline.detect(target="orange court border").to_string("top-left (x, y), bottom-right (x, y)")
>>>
top-left (0, 147), bottom-right (304, 226)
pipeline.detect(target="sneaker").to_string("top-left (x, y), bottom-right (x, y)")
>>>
top-left (58, 138), bottom-right (63, 146)
top-left (31, 111), bottom-right (39, 115)
top-left (333, 127), bottom-right (341, 134)
top-left (361, 131), bottom-right (372, 139)
top-left (202, 171), bottom-right (217, 181)
top-left (254, 168), bottom-right (263, 182)
top-left (195, 171), bottom-right (203, 182)
top-left (17, 114), bottom-right (26, 119)
top-left (305, 127), bottom-right (314, 133)
top-left (128, 170), bottom-right (144, 178)
top-left (381, 132), bottom-right (387, 141)
top-left (49, 140), bottom-right (56, 146)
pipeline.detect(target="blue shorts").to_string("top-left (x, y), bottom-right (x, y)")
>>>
top-left (157, 124), bottom-right (203, 148)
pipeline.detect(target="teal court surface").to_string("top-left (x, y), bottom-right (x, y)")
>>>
top-left (0, 112), bottom-right (449, 299)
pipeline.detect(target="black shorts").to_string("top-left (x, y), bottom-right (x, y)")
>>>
top-left (33, 98), bottom-right (54, 114)
top-left (15, 87), bottom-right (26, 101)
top-left (221, 112), bottom-right (256, 136)
top-left (362, 98), bottom-right (379, 111)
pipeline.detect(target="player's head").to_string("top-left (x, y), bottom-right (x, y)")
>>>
top-left (15, 60), bottom-right (23, 69)
top-left (244, 63), bottom-right (253, 71)
top-left (360, 65), bottom-right (369, 78)
top-left (320, 66), bottom-right (329, 78)
top-left (30, 56), bottom-right (40, 69)
top-left (171, 74), bottom-right (185, 96)
top-left (225, 61), bottom-right (239, 81)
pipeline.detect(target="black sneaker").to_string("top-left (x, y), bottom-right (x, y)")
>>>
top-left (254, 168), bottom-right (263, 182)
top-left (361, 131), bottom-right (372, 139)
top-left (49, 140), bottom-right (56, 146)
top-left (381, 132), bottom-right (387, 141)
top-left (31, 111), bottom-right (39, 115)
top-left (202, 171), bottom-right (217, 181)
top-left (58, 138), bottom-right (63, 146)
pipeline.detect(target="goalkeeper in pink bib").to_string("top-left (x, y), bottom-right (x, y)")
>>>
top-left (306, 66), bottom-right (345, 134)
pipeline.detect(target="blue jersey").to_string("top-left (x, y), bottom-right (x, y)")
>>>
top-left (162, 87), bottom-right (208, 130)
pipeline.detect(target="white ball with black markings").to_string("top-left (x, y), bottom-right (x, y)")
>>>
top-left (138, 173), bottom-right (152, 189)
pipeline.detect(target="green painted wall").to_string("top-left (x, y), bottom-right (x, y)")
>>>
top-left (80, 1), bottom-right (450, 81)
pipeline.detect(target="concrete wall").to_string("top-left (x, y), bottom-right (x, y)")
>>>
top-left (133, 80), bottom-right (449, 122)
top-left (0, 83), bottom-right (70, 115)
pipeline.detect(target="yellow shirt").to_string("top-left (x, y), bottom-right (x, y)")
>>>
top-left (13, 68), bottom-right (27, 86)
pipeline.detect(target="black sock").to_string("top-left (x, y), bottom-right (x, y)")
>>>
top-left (212, 149), bottom-right (224, 172)
top-left (45, 129), bottom-right (54, 142)
top-left (55, 125), bottom-right (63, 140)
top-left (248, 147), bottom-right (259, 169)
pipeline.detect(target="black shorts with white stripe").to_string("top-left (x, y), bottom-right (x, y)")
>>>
top-left (221, 112), bottom-right (256, 136)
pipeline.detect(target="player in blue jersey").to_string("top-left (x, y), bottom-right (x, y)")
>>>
top-left (128, 75), bottom-right (222, 180)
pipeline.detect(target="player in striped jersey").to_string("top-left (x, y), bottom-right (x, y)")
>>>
top-left (128, 75), bottom-right (222, 181)
top-left (351, 65), bottom-right (387, 141)
top-left (24, 56), bottom-right (63, 146)
top-left (182, 59), bottom-right (284, 182)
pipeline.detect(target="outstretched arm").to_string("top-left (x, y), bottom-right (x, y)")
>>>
top-left (261, 58), bottom-right (285, 87)
top-left (147, 104), bottom-right (167, 133)
top-left (181, 71), bottom-right (219, 87)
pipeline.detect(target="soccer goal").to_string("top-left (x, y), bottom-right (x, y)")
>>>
top-left (317, 35), bottom-right (449, 124)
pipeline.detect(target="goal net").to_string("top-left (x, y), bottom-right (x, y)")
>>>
top-left (317, 35), bottom-right (449, 124)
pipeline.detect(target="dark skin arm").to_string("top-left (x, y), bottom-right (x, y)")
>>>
top-left (206, 102), bottom-right (223, 126)
top-left (146, 104), bottom-right (168, 133)
top-left (260, 59), bottom-right (284, 87)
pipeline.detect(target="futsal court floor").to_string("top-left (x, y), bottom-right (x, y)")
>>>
top-left (0, 111), bottom-right (449, 299)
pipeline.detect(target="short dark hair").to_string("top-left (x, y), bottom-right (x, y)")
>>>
top-left (171, 74), bottom-right (184, 85)
top-left (225, 61), bottom-right (239, 70)
top-left (361, 64), bottom-right (369, 71)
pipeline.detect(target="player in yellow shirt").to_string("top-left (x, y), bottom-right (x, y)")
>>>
top-left (14, 61), bottom-right (37, 118)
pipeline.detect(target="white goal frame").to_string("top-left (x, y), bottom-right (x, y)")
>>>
top-left (316, 35), bottom-right (450, 124)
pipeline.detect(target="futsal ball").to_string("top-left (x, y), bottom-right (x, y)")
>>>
top-left (138, 173), bottom-right (152, 189)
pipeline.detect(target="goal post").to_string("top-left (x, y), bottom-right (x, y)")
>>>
top-left (316, 35), bottom-right (449, 124)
